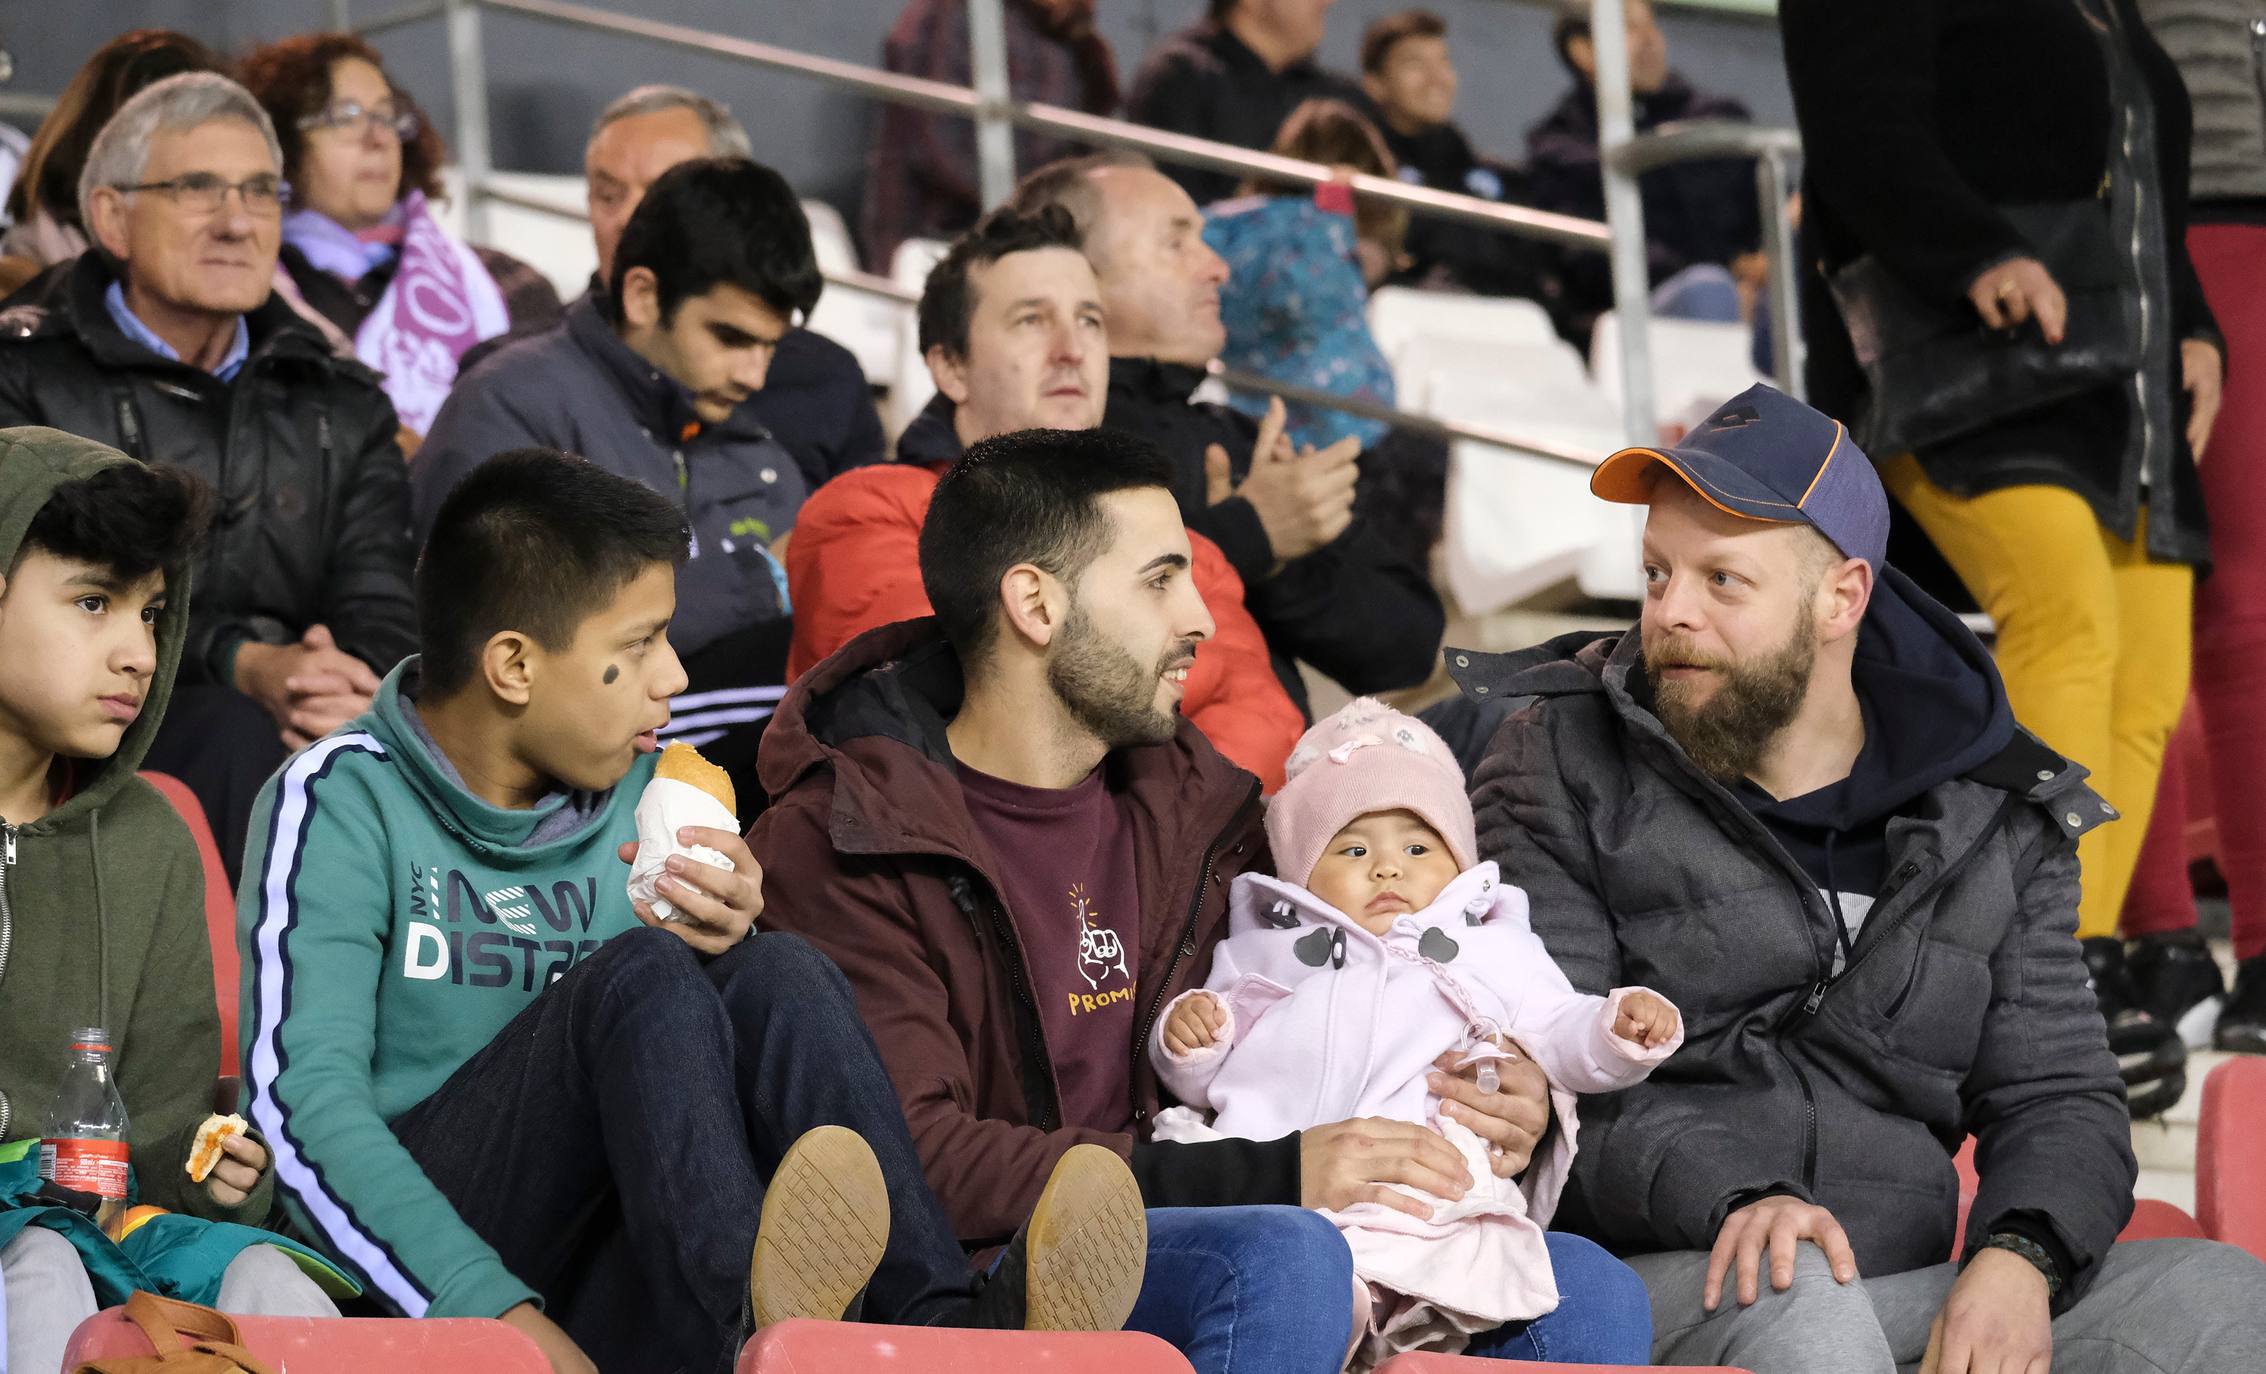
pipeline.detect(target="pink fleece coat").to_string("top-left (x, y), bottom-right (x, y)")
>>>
top-left (1148, 863), bottom-right (1681, 1361)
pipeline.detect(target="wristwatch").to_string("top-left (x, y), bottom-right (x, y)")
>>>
top-left (1979, 1231), bottom-right (2065, 1301)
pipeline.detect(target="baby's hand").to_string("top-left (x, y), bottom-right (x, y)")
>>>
top-left (1613, 990), bottom-right (1680, 1050)
top-left (1164, 992), bottom-right (1228, 1055)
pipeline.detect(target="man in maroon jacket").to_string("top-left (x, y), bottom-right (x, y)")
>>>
top-left (753, 428), bottom-right (1559, 1373)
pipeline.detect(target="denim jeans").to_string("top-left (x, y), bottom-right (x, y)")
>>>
top-left (388, 926), bottom-right (979, 1374)
top-left (1464, 1231), bottom-right (1654, 1365)
top-left (1126, 1207), bottom-right (1356, 1374)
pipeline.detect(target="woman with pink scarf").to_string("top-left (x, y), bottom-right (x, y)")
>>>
top-left (240, 34), bottom-right (562, 438)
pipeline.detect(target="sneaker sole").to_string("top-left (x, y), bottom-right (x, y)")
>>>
top-left (2175, 996), bottom-right (2225, 1051)
top-left (749, 1124), bottom-right (890, 1327)
top-left (1022, 1143), bottom-right (1148, 1332)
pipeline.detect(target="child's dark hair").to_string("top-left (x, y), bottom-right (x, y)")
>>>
top-left (416, 450), bottom-right (689, 695)
top-left (605, 156), bottom-right (822, 326)
top-left (15, 461), bottom-right (211, 581)
top-left (919, 428), bottom-right (1176, 671)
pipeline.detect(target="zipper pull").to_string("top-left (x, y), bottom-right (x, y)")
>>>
top-left (4, 824), bottom-right (15, 865)
top-left (1802, 980), bottom-right (1829, 1015)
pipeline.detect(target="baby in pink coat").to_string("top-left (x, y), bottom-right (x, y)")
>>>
top-left (1148, 699), bottom-right (1683, 1370)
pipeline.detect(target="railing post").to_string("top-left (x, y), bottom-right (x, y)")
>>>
top-left (1757, 147), bottom-right (1805, 400)
top-left (445, 0), bottom-right (494, 242)
top-left (1590, 0), bottom-right (1656, 445)
top-left (966, 0), bottom-right (1017, 210)
top-left (331, 0), bottom-right (353, 29)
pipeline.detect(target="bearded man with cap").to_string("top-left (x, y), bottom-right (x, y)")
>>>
top-left (1449, 385), bottom-right (2266, 1374)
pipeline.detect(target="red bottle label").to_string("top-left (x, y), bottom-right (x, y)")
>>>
top-left (41, 1138), bottom-right (130, 1200)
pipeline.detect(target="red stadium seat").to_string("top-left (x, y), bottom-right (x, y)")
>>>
top-left (63, 1307), bottom-right (548, 1371)
top-left (1375, 1354), bottom-right (1752, 1373)
top-left (2198, 1057), bottom-right (2266, 1262)
top-left (1955, 1137), bottom-right (2207, 1254)
top-left (736, 1319), bottom-right (1198, 1373)
top-left (142, 770), bottom-right (239, 1076)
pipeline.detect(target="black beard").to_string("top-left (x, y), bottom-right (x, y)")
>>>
top-left (1047, 601), bottom-right (1187, 749)
top-left (1644, 614), bottom-right (1818, 784)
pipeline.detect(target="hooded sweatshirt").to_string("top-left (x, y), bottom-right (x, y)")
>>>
top-left (235, 661), bottom-right (652, 1319)
top-left (0, 425), bottom-right (272, 1223)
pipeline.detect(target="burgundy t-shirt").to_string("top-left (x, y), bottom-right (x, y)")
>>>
top-left (958, 762), bottom-right (1142, 1134)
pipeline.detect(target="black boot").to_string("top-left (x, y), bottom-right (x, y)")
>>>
top-left (2126, 929), bottom-right (2228, 1049)
top-left (944, 1143), bottom-right (1148, 1332)
top-left (2083, 936), bottom-right (2188, 1118)
top-left (2216, 954), bottom-right (2266, 1055)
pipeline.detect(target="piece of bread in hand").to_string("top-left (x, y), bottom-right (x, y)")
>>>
top-left (186, 1112), bottom-right (248, 1183)
top-left (655, 741), bottom-right (736, 819)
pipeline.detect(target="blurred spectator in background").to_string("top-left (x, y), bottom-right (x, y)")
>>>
top-left (1527, 0), bottom-right (1762, 341)
top-left (1125, 0), bottom-right (1366, 207)
top-left (588, 84), bottom-right (883, 488)
top-left (2117, 0), bottom-right (2266, 1057)
top-left (1014, 152), bottom-right (1445, 713)
top-left (0, 30), bottom-right (225, 293)
top-left (240, 33), bottom-right (561, 438)
top-left (0, 73), bottom-right (416, 876)
top-left (862, 0), bottom-right (1119, 273)
top-left (1205, 98), bottom-right (1402, 452)
top-left (416, 157), bottom-right (821, 807)
top-left (1359, 9), bottom-right (1551, 300)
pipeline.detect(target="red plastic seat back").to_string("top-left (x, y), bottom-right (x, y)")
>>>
top-left (141, 771), bottom-right (238, 1073)
top-left (1959, 1135), bottom-right (2206, 1253)
top-left (63, 1308), bottom-right (548, 1371)
top-left (2199, 1056), bottom-right (2266, 1261)
top-left (738, 1319), bottom-right (1198, 1374)
top-left (1376, 1354), bottom-right (1753, 1373)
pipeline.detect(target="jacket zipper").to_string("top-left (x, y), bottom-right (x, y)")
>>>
top-left (1128, 782), bottom-right (1261, 1124)
top-left (949, 876), bottom-right (1061, 1132)
top-left (0, 824), bottom-right (15, 1142)
top-left (1828, 796), bottom-right (2020, 1020)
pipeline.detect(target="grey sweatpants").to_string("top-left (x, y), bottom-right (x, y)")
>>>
top-left (1629, 1238), bottom-right (2266, 1373)
top-left (1, 1229), bottom-right (334, 1374)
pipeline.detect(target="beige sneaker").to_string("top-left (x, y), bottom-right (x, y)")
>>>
top-left (1018, 1143), bottom-right (1149, 1332)
top-left (748, 1124), bottom-right (891, 1327)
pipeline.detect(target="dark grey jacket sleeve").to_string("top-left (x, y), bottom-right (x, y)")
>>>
top-left (410, 371), bottom-right (550, 545)
top-left (1961, 818), bottom-right (2136, 1311)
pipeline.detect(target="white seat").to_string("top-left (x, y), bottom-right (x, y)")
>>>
top-left (443, 168), bottom-right (598, 301)
top-left (801, 199), bottom-right (858, 276)
top-left (797, 198), bottom-right (908, 391)
top-left (1368, 286), bottom-right (1559, 369)
top-left (1590, 311), bottom-right (1765, 432)
top-left (882, 239), bottom-right (953, 433)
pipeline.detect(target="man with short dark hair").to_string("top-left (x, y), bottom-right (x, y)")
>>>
top-left (0, 71), bottom-right (415, 878)
top-left (1357, 9), bottom-right (1546, 299)
top-left (244, 446), bottom-right (1149, 1374)
top-left (417, 157), bottom-right (815, 801)
top-left (1454, 385), bottom-right (2266, 1373)
top-left (757, 426), bottom-right (1561, 1374)
top-left (1124, 0), bottom-right (1369, 206)
top-left (1526, 0), bottom-right (1763, 333)
top-left (1013, 153), bottom-right (1446, 713)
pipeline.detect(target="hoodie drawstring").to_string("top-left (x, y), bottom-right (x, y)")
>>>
top-left (91, 809), bottom-right (111, 1033)
top-left (1822, 830), bottom-right (1856, 975)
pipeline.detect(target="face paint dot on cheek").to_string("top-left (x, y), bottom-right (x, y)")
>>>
top-left (602, 665), bottom-right (620, 685)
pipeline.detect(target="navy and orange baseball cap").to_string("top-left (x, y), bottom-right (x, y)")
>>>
top-left (1590, 384), bottom-right (1890, 570)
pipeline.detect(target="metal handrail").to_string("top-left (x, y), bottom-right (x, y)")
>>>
top-left (1610, 119), bottom-right (1802, 174)
top-left (478, 0), bottom-right (1615, 251)
top-left (472, 180), bottom-right (1601, 472)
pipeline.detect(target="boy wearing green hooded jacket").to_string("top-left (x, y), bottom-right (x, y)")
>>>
top-left (0, 427), bottom-right (338, 1373)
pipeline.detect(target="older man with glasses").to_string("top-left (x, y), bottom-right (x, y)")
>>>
top-left (0, 71), bottom-right (415, 878)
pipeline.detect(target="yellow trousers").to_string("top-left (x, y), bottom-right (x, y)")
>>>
top-left (1882, 457), bottom-right (2192, 938)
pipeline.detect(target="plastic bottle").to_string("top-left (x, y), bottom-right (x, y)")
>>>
top-left (39, 1026), bottom-right (130, 1224)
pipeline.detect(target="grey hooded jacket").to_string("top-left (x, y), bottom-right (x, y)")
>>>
top-left (1459, 568), bottom-right (2136, 1309)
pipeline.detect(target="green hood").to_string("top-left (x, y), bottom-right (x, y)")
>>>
top-left (0, 425), bottom-right (190, 830)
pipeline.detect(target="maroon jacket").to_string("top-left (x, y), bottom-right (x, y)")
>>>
top-left (752, 619), bottom-right (1293, 1246)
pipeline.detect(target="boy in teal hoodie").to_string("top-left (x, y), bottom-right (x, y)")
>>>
top-left (0, 427), bottom-right (340, 1372)
top-left (241, 448), bottom-right (1147, 1374)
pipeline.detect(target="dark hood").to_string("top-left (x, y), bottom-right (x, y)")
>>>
top-left (895, 393), bottom-right (967, 468)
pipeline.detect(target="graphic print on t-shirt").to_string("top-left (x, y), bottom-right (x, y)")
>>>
top-left (1069, 883), bottom-right (1132, 1015)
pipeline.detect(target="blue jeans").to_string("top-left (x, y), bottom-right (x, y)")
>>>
top-left (1464, 1232), bottom-right (1653, 1365)
top-left (1127, 1207), bottom-right (1355, 1374)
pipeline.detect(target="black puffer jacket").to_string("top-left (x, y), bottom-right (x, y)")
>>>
top-left (0, 254), bottom-right (416, 685)
top-left (1461, 569), bottom-right (2136, 1309)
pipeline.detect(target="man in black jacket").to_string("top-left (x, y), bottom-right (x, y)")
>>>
top-left (1011, 153), bottom-right (1445, 715)
top-left (1458, 385), bottom-right (2266, 1373)
top-left (0, 73), bottom-right (413, 875)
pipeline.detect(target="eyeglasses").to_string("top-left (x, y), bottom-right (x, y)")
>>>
top-left (298, 98), bottom-right (422, 142)
top-left (114, 173), bottom-right (291, 216)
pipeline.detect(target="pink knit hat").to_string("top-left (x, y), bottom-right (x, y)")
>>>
top-left (1265, 698), bottom-right (1478, 888)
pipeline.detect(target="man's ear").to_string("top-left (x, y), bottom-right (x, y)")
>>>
top-left (1820, 558), bottom-right (1874, 642)
top-left (1361, 72), bottom-right (1389, 107)
top-left (479, 630), bottom-right (537, 707)
top-left (87, 186), bottom-right (133, 264)
top-left (928, 344), bottom-right (972, 407)
top-left (996, 563), bottom-right (1065, 652)
top-left (1566, 35), bottom-right (1597, 82)
top-left (618, 266), bottom-right (662, 332)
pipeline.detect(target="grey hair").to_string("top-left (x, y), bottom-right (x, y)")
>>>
top-left (590, 84), bottom-right (752, 160)
top-left (79, 72), bottom-right (283, 229)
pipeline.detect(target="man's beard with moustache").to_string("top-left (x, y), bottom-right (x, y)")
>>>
top-left (1047, 599), bottom-right (1194, 749)
top-left (1643, 610), bottom-right (1819, 785)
